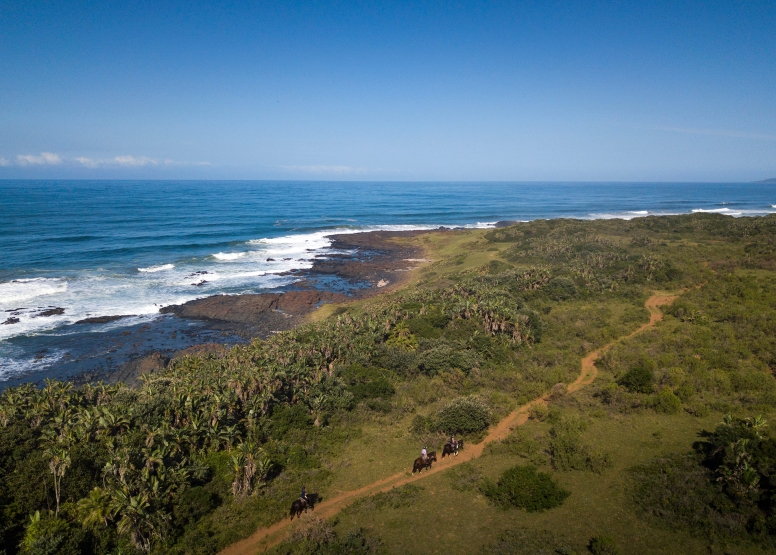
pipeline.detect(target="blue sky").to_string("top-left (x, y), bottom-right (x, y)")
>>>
top-left (0, 1), bottom-right (774, 181)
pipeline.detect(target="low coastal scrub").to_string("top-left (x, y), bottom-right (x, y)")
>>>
top-left (481, 464), bottom-right (570, 512)
top-left (267, 517), bottom-right (381, 555)
top-left (548, 416), bottom-right (611, 473)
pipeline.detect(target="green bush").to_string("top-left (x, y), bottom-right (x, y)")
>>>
top-left (407, 318), bottom-right (447, 339)
top-left (20, 514), bottom-right (90, 555)
top-left (588, 535), bottom-right (619, 555)
top-left (340, 364), bottom-right (395, 402)
top-left (269, 404), bottom-right (313, 438)
top-left (483, 528), bottom-right (577, 555)
top-left (649, 387), bottom-right (682, 414)
top-left (618, 361), bottom-right (655, 394)
top-left (436, 395), bottom-right (491, 435)
top-left (445, 462), bottom-right (482, 492)
top-left (410, 414), bottom-right (435, 434)
top-left (268, 520), bottom-right (381, 555)
top-left (481, 465), bottom-right (570, 512)
top-left (546, 277), bottom-right (578, 300)
top-left (549, 417), bottom-right (611, 473)
top-left (415, 339), bottom-right (480, 376)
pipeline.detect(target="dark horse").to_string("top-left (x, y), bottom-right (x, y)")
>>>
top-left (442, 439), bottom-right (464, 458)
top-left (412, 451), bottom-right (437, 473)
top-left (290, 492), bottom-right (320, 520)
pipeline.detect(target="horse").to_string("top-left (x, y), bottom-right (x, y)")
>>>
top-left (412, 451), bottom-right (437, 473)
top-left (290, 492), bottom-right (320, 520)
top-left (442, 439), bottom-right (464, 458)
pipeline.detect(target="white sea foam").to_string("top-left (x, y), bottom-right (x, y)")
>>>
top-left (0, 278), bottom-right (68, 304)
top-left (691, 207), bottom-right (776, 216)
top-left (0, 349), bottom-right (67, 381)
top-left (212, 252), bottom-right (247, 261)
top-left (138, 263), bottom-right (174, 272)
top-left (588, 210), bottom-right (660, 220)
top-left (692, 207), bottom-right (733, 213)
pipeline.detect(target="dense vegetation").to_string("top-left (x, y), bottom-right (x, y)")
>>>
top-left (3, 212), bottom-right (776, 554)
top-left (481, 464), bottom-right (570, 511)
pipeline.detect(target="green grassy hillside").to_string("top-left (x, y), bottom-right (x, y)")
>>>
top-left (3, 213), bottom-right (776, 555)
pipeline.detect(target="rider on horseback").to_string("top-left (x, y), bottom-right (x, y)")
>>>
top-left (300, 485), bottom-right (308, 506)
top-left (449, 435), bottom-right (457, 452)
top-left (421, 446), bottom-right (428, 462)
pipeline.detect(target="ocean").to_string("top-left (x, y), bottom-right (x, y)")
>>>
top-left (1, 180), bottom-right (775, 386)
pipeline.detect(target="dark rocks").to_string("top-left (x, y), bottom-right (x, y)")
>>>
top-left (37, 308), bottom-right (65, 317)
top-left (75, 315), bottom-right (132, 325)
top-left (2, 317), bottom-right (20, 325)
top-left (113, 352), bottom-right (170, 386)
top-left (160, 289), bottom-right (349, 337)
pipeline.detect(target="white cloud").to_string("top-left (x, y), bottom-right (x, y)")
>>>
top-left (113, 155), bottom-right (159, 167)
top-left (74, 157), bottom-right (101, 168)
top-left (16, 152), bottom-right (63, 165)
top-left (73, 155), bottom-right (210, 168)
top-left (654, 126), bottom-right (776, 141)
top-left (281, 165), bottom-right (369, 175)
top-left (7, 152), bottom-right (210, 169)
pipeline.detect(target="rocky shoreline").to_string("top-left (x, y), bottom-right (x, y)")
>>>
top-left (107, 229), bottom-right (431, 384)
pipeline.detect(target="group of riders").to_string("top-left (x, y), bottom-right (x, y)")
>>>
top-left (296, 436), bottom-right (461, 509)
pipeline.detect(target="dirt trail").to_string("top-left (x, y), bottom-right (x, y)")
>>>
top-left (220, 293), bottom-right (677, 555)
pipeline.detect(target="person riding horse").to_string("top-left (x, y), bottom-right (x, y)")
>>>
top-left (290, 488), bottom-right (319, 519)
top-left (449, 435), bottom-right (457, 452)
top-left (421, 446), bottom-right (428, 462)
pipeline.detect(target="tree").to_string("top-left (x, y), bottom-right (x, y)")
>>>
top-left (44, 445), bottom-right (71, 516)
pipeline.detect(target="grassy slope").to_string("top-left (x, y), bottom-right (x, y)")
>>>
top-left (271, 216), bottom-right (776, 555)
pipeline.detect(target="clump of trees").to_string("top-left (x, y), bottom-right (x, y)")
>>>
top-left (632, 414), bottom-right (776, 545)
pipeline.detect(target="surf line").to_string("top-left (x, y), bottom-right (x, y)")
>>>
top-left (220, 292), bottom-right (678, 555)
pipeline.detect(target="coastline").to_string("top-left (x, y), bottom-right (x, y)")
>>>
top-left (0, 229), bottom-right (434, 388)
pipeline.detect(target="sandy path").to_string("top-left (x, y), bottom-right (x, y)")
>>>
top-left (220, 293), bottom-right (676, 555)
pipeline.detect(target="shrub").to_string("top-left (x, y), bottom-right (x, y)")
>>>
top-left (436, 395), bottom-right (491, 435)
top-left (588, 535), bottom-right (619, 555)
top-left (481, 465), bottom-right (570, 512)
top-left (415, 339), bottom-right (480, 376)
top-left (410, 413), bottom-right (435, 434)
top-left (649, 387), bottom-right (681, 414)
top-left (618, 362), bottom-right (655, 394)
top-left (547, 277), bottom-right (578, 300)
top-left (407, 318), bottom-right (447, 339)
top-left (20, 514), bottom-right (89, 555)
top-left (340, 365), bottom-right (395, 402)
top-left (549, 417), bottom-right (611, 473)
top-left (446, 462), bottom-right (482, 492)
top-left (483, 528), bottom-right (577, 555)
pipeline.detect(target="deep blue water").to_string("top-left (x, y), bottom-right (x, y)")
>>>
top-left (1, 180), bottom-right (775, 384)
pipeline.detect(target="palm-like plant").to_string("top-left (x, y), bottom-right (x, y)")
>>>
top-left (44, 444), bottom-right (71, 516)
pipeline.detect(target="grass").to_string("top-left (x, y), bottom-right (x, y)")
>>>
top-left (329, 406), bottom-right (774, 554)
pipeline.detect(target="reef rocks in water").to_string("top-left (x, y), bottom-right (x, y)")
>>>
top-left (160, 289), bottom-right (349, 337)
top-left (75, 315), bottom-right (133, 325)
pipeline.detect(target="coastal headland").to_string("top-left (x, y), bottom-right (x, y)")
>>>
top-left (2, 214), bottom-right (776, 555)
